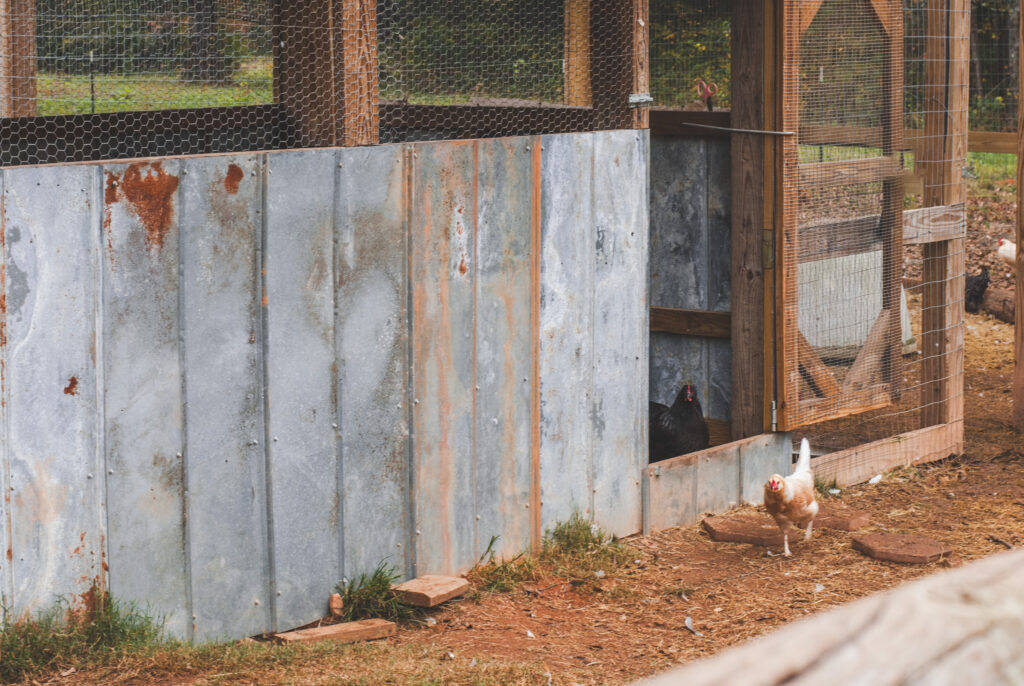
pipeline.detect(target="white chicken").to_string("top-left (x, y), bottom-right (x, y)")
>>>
top-left (763, 438), bottom-right (819, 557)
top-left (997, 238), bottom-right (1016, 267)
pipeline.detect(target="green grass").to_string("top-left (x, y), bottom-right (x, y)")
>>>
top-left (35, 59), bottom-right (272, 115)
top-left (335, 561), bottom-right (422, 624)
top-left (0, 592), bottom-right (165, 683)
top-left (815, 476), bottom-right (840, 499)
top-left (967, 151), bottom-right (1017, 188)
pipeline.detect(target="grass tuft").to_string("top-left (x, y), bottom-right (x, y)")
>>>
top-left (336, 562), bottom-right (421, 624)
top-left (815, 476), bottom-right (839, 498)
top-left (540, 512), bottom-right (634, 580)
top-left (0, 591), bottom-right (165, 683)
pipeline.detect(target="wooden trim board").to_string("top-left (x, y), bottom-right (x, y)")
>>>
top-left (649, 307), bottom-right (730, 338)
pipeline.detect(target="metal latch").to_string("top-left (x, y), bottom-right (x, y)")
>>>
top-left (628, 93), bottom-right (654, 108)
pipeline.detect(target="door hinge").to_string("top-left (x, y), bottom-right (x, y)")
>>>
top-left (628, 93), bottom-right (654, 108)
top-left (771, 400), bottom-right (777, 432)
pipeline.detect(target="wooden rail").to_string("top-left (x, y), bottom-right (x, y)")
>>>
top-left (649, 307), bottom-right (731, 338)
top-left (643, 545), bottom-right (1024, 685)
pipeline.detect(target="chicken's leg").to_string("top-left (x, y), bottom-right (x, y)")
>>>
top-left (804, 521), bottom-right (814, 542)
top-left (782, 532), bottom-right (791, 557)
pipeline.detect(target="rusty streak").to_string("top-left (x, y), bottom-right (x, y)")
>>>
top-left (116, 162), bottom-right (179, 251)
top-left (224, 163), bottom-right (244, 194)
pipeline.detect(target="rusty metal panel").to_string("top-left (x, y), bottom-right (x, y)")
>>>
top-left (263, 149), bottom-right (339, 631)
top-left (410, 140), bottom-right (477, 575)
top-left (474, 137), bottom-right (534, 560)
top-left (590, 130), bottom-right (648, 538)
top-left (538, 132), bottom-right (595, 530)
top-left (102, 159), bottom-right (189, 638)
top-left (0, 170), bottom-right (9, 619)
top-left (739, 433), bottom-right (792, 505)
top-left (3, 165), bottom-right (105, 616)
top-left (179, 155), bottom-right (270, 641)
top-left (336, 144), bottom-right (412, 580)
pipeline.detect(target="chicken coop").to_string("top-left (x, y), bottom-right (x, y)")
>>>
top-left (0, 0), bottom-right (966, 641)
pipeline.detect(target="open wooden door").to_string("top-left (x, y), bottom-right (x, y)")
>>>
top-left (776, 0), bottom-right (904, 430)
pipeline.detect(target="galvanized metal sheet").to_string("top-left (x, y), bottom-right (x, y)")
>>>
top-left (696, 445), bottom-right (740, 516)
top-left (102, 159), bottom-right (189, 638)
top-left (538, 132), bottom-right (596, 530)
top-left (0, 171), bottom-right (9, 620)
top-left (410, 140), bottom-right (478, 575)
top-left (263, 149), bottom-right (339, 631)
top-left (590, 130), bottom-right (648, 537)
top-left (739, 433), bottom-right (792, 505)
top-left (706, 139), bottom-right (732, 314)
top-left (474, 137), bottom-right (534, 559)
top-left (650, 332), bottom-right (709, 415)
top-left (644, 456), bottom-right (697, 532)
top-left (179, 155), bottom-right (270, 641)
top-left (649, 136), bottom-right (708, 310)
top-left (336, 145), bottom-right (412, 580)
top-left (3, 164), bottom-right (105, 615)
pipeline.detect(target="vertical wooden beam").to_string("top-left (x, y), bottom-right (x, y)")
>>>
top-left (921, 0), bottom-right (967, 440)
top-left (277, 0), bottom-right (378, 147)
top-left (775, 0), bottom-right (801, 430)
top-left (591, 0), bottom-right (648, 130)
top-left (337, 0), bottom-right (379, 146)
top-left (1016, 4), bottom-right (1024, 430)
top-left (564, 0), bottom-right (592, 107)
top-left (880, 0), bottom-right (904, 397)
top-left (730, 0), bottom-right (767, 439)
top-left (0, 0), bottom-right (37, 118)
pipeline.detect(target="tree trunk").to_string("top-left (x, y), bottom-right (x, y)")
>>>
top-left (184, 0), bottom-right (231, 84)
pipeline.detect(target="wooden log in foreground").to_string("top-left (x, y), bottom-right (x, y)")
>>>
top-left (981, 286), bottom-right (1015, 324)
top-left (639, 548), bottom-right (1024, 685)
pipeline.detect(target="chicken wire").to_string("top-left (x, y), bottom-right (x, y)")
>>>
top-left (786, 0), bottom-right (966, 458)
top-left (967, 0), bottom-right (1018, 133)
top-left (0, 0), bottom-right (639, 167)
top-left (649, 0), bottom-right (731, 110)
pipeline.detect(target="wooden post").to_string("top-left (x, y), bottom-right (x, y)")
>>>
top-left (730, 0), bottom-right (769, 439)
top-left (0, 0), bottom-right (37, 118)
top-left (590, 0), bottom-right (648, 130)
top-left (921, 0), bottom-right (967, 438)
top-left (880, 0), bottom-right (904, 398)
top-left (564, 0), bottom-right (592, 107)
top-left (1016, 4), bottom-right (1024, 430)
top-left (276, 0), bottom-right (378, 147)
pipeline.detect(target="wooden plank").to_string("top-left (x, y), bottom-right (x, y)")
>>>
top-left (274, 618), bottom-right (396, 644)
top-left (645, 542), bottom-right (1024, 685)
top-left (1017, 11), bottom-right (1024, 430)
top-left (650, 110), bottom-right (731, 137)
top-left (903, 204), bottom-right (966, 244)
top-left (797, 215), bottom-right (882, 262)
top-left (392, 575), bottom-right (470, 607)
top-left (842, 309), bottom-right (892, 393)
top-left (797, 155), bottom-right (900, 188)
top-left (337, 0), bottom-right (379, 145)
top-left (630, 0), bottom-right (649, 129)
top-left (101, 160), bottom-right (188, 638)
top-left (564, 0), bottom-right (592, 107)
top-left (969, 130), bottom-right (1016, 154)
top-left (0, 0), bottom-right (37, 117)
top-left (180, 155), bottom-right (271, 641)
top-left (797, 331), bottom-right (840, 399)
top-left (263, 150), bottom-right (339, 632)
top-left (730, 0), bottom-right (767, 440)
top-left (812, 422), bottom-right (963, 488)
top-left (880, 0), bottom-right (904, 398)
top-left (650, 307), bottom-right (731, 338)
top-left (277, 0), bottom-right (335, 146)
top-left (591, 0), bottom-right (640, 130)
top-left (705, 419), bottom-right (731, 447)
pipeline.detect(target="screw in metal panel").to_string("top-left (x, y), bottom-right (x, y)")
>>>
top-left (176, 452), bottom-right (183, 458)
top-left (277, 591), bottom-right (282, 596)
top-left (413, 398), bottom-right (420, 405)
top-left (108, 469), bottom-right (113, 475)
top-left (337, 162), bottom-right (344, 168)
top-left (416, 530), bottom-right (421, 536)
top-left (475, 514), bottom-right (480, 520)
top-left (273, 436), bottom-right (278, 442)
top-left (331, 423), bottom-right (338, 429)
top-left (254, 600), bottom-right (260, 606)
top-left (87, 473), bottom-right (93, 479)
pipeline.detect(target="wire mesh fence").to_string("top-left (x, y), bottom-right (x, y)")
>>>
top-left (791, 0), bottom-right (966, 463)
top-left (649, 0), bottom-right (730, 110)
top-left (1, 0), bottom-right (640, 166)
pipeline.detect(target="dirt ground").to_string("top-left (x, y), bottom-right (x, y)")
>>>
top-left (33, 179), bottom-right (1024, 686)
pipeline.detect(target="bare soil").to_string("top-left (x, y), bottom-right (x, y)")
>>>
top-left (28, 181), bottom-right (1024, 686)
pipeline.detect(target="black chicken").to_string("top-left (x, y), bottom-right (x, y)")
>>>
top-left (649, 382), bottom-right (710, 463)
top-left (964, 266), bottom-right (989, 314)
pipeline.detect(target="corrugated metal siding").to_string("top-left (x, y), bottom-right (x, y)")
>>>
top-left (0, 129), bottom-right (649, 640)
top-left (648, 135), bottom-right (732, 420)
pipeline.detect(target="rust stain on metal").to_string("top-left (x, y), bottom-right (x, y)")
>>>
top-left (529, 136), bottom-right (542, 552)
top-left (458, 253), bottom-right (468, 276)
top-left (114, 162), bottom-right (179, 251)
top-left (63, 376), bottom-right (79, 395)
top-left (224, 163), bottom-right (244, 194)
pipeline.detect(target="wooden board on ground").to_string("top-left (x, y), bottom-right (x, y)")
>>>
top-left (273, 618), bottom-right (396, 644)
top-left (702, 513), bottom-right (786, 547)
top-left (852, 533), bottom-right (953, 564)
top-left (982, 286), bottom-right (1015, 324)
top-left (392, 575), bottom-right (471, 608)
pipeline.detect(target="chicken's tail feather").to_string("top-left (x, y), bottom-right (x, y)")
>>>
top-left (794, 438), bottom-right (812, 474)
